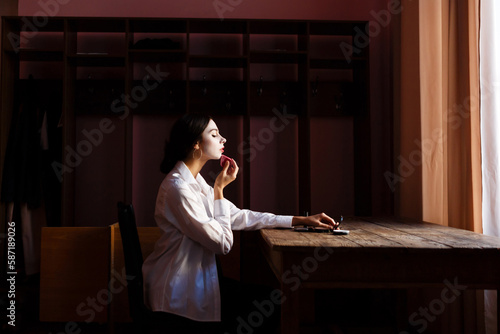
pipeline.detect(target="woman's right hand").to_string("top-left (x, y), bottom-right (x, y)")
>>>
top-left (214, 159), bottom-right (239, 200)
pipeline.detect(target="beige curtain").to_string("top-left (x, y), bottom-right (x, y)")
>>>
top-left (398, 0), bottom-right (482, 231)
top-left (397, 0), bottom-right (484, 332)
top-left (419, 0), bottom-right (482, 232)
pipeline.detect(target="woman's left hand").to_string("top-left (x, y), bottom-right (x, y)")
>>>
top-left (291, 213), bottom-right (339, 229)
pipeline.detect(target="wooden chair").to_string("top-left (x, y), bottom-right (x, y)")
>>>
top-left (116, 202), bottom-right (219, 334)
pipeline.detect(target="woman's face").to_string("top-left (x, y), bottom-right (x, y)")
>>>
top-left (199, 119), bottom-right (226, 160)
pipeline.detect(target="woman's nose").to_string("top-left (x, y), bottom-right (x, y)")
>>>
top-left (221, 137), bottom-right (227, 144)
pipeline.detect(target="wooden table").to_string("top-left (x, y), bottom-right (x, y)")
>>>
top-left (258, 217), bottom-right (500, 334)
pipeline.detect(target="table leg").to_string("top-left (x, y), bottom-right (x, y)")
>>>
top-left (281, 282), bottom-right (300, 334)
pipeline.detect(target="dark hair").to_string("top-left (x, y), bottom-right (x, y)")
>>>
top-left (160, 113), bottom-right (211, 174)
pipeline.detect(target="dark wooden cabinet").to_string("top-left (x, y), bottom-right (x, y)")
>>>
top-left (1, 17), bottom-right (371, 227)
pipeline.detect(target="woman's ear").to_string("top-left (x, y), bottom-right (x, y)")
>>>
top-left (193, 141), bottom-right (201, 150)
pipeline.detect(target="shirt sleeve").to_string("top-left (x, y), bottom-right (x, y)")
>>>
top-left (158, 182), bottom-right (233, 255)
top-left (223, 198), bottom-right (293, 231)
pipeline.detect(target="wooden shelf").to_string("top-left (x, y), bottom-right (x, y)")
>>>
top-left (249, 51), bottom-right (307, 64)
top-left (128, 49), bottom-right (186, 62)
top-left (129, 18), bottom-right (187, 33)
top-left (189, 55), bottom-right (247, 68)
top-left (309, 21), bottom-right (366, 35)
top-left (309, 58), bottom-right (355, 69)
top-left (248, 20), bottom-right (307, 34)
top-left (68, 54), bottom-right (126, 67)
top-left (2, 16), bottom-right (65, 32)
top-left (1, 16), bottom-right (372, 229)
top-left (12, 49), bottom-right (64, 62)
top-left (67, 18), bottom-right (127, 32)
top-left (189, 19), bottom-right (247, 34)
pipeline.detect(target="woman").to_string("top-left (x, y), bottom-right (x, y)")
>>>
top-left (142, 113), bottom-right (337, 331)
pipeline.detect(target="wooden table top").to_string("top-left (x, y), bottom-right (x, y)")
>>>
top-left (260, 217), bottom-right (500, 254)
top-left (259, 217), bottom-right (500, 334)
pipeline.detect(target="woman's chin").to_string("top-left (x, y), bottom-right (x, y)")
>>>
top-left (209, 153), bottom-right (222, 160)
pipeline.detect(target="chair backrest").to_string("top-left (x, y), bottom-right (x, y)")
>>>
top-left (117, 202), bottom-right (221, 334)
top-left (117, 202), bottom-right (147, 320)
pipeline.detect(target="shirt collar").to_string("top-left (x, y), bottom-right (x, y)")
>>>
top-left (174, 161), bottom-right (211, 194)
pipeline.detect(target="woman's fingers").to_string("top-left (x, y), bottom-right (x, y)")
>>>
top-left (225, 159), bottom-right (239, 178)
top-left (319, 212), bottom-right (336, 226)
top-left (217, 159), bottom-right (239, 188)
top-left (312, 213), bottom-right (337, 229)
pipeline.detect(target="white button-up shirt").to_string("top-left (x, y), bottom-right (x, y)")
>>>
top-left (142, 161), bottom-right (293, 322)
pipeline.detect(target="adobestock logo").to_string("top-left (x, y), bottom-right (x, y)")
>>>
top-left (400, 277), bottom-right (467, 334)
top-left (237, 106), bottom-right (296, 163)
top-left (7, 0), bottom-right (72, 52)
top-left (384, 81), bottom-right (492, 193)
top-left (341, 0), bottom-right (405, 63)
top-left (213, 0), bottom-right (245, 20)
top-left (224, 246), bottom-right (334, 334)
top-left (47, 267), bottom-right (131, 334)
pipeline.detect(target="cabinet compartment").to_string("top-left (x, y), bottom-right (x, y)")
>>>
top-left (129, 79), bottom-right (186, 114)
top-left (2, 17), bottom-right (65, 53)
top-left (73, 115), bottom-right (126, 227)
top-left (130, 61), bottom-right (186, 115)
top-left (249, 61), bottom-right (305, 116)
top-left (250, 34), bottom-right (301, 53)
top-left (309, 35), bottom-right (353, 60)
top-left (310, 117), bottom-right (355, 216)
top-left (132, 115), bottom-right (177, 226)
top-left (189, 33), bottom-right (244, 56)
top-left (248, 116), bottom-right (299, 215)
top-left (249, 80), bottom-right (302, 116)
top-left (309, 80), bottom-right (355, 116)
top-left (20, 61), bottom-right (63, 79)
top-left (74, 32), bottom-right (127, 56)
top-left (74, 79), bottom-right (125, 115)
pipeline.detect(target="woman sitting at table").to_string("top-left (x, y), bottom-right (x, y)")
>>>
top-left (142, 113), bottom-right (337, 332)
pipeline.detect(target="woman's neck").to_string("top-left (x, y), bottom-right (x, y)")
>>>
top-left (184, 158), bottom-right (206, 179)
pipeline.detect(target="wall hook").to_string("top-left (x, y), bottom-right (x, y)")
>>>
top-left (279, 90), bottom-right (287, 111)
top-left (312, 76), bottom-right (319, 97)
top-left (87, 74), bottom-right (94, 95)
